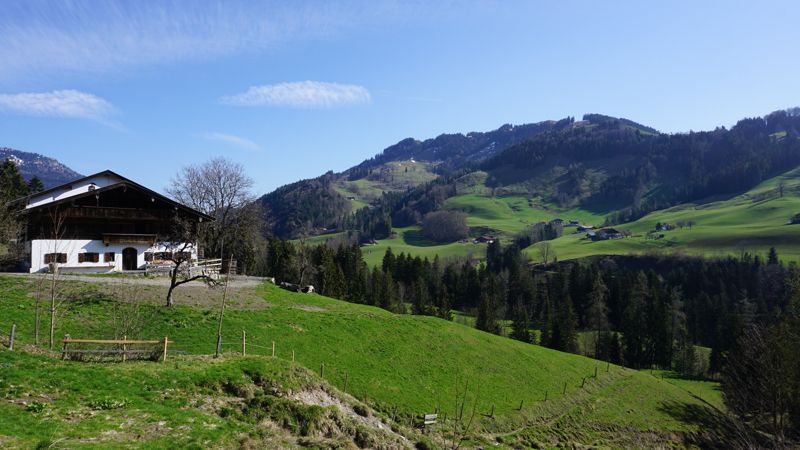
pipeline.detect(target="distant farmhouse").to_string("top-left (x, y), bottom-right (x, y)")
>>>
top-left (589, 228), bottom-right (625, 241)
top-left (16, 170), bottom-right (213, 273)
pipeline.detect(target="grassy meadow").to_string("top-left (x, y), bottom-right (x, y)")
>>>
top-left (0, 275), bottom-right (722, 447)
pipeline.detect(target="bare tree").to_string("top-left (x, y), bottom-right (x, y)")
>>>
top-left (538, 242), bottom-right (554, 265)
top-left (166, 157), bottom-right (257, 260)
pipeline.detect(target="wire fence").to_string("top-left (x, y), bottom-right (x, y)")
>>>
top-left (0, 320), bottom-right (629, 423)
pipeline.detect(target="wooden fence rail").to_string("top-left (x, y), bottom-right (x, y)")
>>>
top-left (61, 336), bottom-right (170, 362)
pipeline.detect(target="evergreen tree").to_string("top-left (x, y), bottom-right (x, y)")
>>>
top-left (510, 301), bottom-right (532, 343)
top-left (586, 272), bottom-right (609, 358)
top-left (623, 272), bottom-right (649, 368)
top-left (27, 176), bottom-right (44, 194)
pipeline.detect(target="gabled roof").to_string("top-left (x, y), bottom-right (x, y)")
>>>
top-left (19, 170), bottom-right (214, 221)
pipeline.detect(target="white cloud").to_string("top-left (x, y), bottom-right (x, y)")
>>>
top-left (0, 89), bottom-right (115, 120)
top-left (221, 81), bottom-right (371, 108)
top-left (200, 132), bottom-right (262, 151)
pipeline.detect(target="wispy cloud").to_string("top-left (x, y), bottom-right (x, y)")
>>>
top-left (0, 89), bottom-right (115, 120)
top-left (221, 81), bottom-right (371, 108)
top-left (0, 2), bottom-right (427, 81)
top-left (200, 132), bottom-right (262, 151)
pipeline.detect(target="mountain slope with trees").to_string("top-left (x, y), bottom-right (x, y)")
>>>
top-left (0, 147), bottom-right (82, 188)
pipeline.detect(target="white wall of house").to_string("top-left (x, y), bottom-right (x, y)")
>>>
top-left (26, 173), bottom-right (123, 209)
top-left (29, 239), bottom-right (198, 273)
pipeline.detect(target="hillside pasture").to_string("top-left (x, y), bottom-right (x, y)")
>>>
top-left (0, 275), bottom-right (722, 447)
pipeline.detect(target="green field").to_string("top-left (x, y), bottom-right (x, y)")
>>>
top-left (528, 167), bottom-right (800, 263)
top-left (0, 275), bottom-right (722, 447)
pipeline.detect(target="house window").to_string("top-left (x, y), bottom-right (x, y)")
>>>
top-left (78, 253), bottom-right (100, 263)
top-left (104, 252), bottom-right (115, 262)
top-left (44, 253), bottom-right (67, 264)
top-left (144, 252), bottom-right (154, 262)
top-left (174, 252), bottom-right (191, 262)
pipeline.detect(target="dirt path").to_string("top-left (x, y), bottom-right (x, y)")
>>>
top-left (0, 272), bottom-right (265, 289)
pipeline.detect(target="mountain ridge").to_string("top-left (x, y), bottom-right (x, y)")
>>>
top-left (0, 147), bottom-right (83, 188)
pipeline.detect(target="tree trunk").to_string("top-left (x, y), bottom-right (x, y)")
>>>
top-left (166, 267), bottom-right (179, 308)
top-left (48, 268), bottom-right (57, 350)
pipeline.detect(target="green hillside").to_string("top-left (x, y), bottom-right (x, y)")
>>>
top-left (0, 276), bottom-right (720, 448)
top-left (336, 159), bottom-right (440, 208)
top-left (529, 166), bottom-right (800, 263)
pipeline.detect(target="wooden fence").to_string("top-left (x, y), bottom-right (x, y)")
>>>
top-left (145, 258), bottom-right (237, 278)
top-left (61, 336), bottom-right (171, 362)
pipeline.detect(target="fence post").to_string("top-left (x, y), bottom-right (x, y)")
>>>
top-left (517, 400), bottom-right (523, 411)
top-left (562, 382), bottom-right (567, 395)
top-left (8, 324), bottom-right (16, 351)
top-left (272, 340), bottom-right (275, 357)
top-left (544, 391), bottom-right (548, 402)
top-left (61, 334), bottom-right (70, 360)
top-left (581, 377), bottom-right (586, 388)
top-left (320, 363), bottom-right (325, 378)
top-left (606, 362), bottom-right (610, 372)
top-left (344, 372), bottom-right (349, 393)
top-left (162, 336), bottom-right (169, 363)
top-left (122, 335), bottom-right (127, 362)
top-left (242, 330), bottom-right (246, 356)
top-left (292, 349), bottom-right (295, 362)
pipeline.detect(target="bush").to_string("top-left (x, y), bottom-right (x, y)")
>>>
top-left (420, 210), bottom-right (468, 243)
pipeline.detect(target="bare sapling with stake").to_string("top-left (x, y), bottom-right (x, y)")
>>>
top-left (45, 206), bottom-right (67, 351)
top-left (441, 377), bottom-right (480, 450)
top-left (215, 256), bottom-right (234, 357)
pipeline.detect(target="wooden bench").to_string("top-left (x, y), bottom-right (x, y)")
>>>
top-left (61, 337), bottom-right (171, 362)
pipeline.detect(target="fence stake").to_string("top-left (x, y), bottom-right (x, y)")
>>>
top-left (242, 330), bottom-right (246, 356)
top-left (581, 377), bottom-right (586, 388)
top-left (61, 334), bottom-right (70, 360)
top-left (606, 362), bottom-right (610, 372)
top-left (344, 372), bottom-right (349, 392)
top-left (517, 400), bottom-right (523, 411)
top-left (8, 324), bottom-right (16, 351)
top-left (320, 363), bottom-right (325, 378)
top-left (562, 382), bottom-right (567, 395)
top-left (292, 349), bottom-right (295, 362)
top-left (272, 340), bottom-right (275, 357)
top-left (162, 336), bottom-right (169, 363)
top-left (544, 391), bottom-right (548, 402)
top-left (594, 366), bottom-right (598, 378)
top-left (122, 335), bottom-right (127, 362)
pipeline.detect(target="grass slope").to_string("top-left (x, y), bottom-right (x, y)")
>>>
top-left (0, 276), bottom-right (720, 447)
top-left (529, 166), bottom-right (800, 263)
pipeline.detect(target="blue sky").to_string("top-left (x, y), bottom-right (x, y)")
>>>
top-left (0, 1), bottom-right (798, 195)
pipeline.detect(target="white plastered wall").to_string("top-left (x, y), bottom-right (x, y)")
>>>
top-left (29, 239), bottom-right (198, 273)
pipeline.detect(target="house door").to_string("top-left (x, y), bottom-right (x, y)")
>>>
top-left (122, 248), bottom-right (138, 271)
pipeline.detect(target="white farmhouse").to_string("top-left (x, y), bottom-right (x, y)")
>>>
top-left (17, 170), bottom-right (213, 273)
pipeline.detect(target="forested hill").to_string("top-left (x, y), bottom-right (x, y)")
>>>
top-left (479, 108), bottom-right (800, 222)
top-left (260, 108), bottom-right (800, 239)
top-left (258, 114), bottom-right (651, 237)
top-left (343, 108), bottom-right (800, 242)
top-left (346, 117), bottom-right (572, 176)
